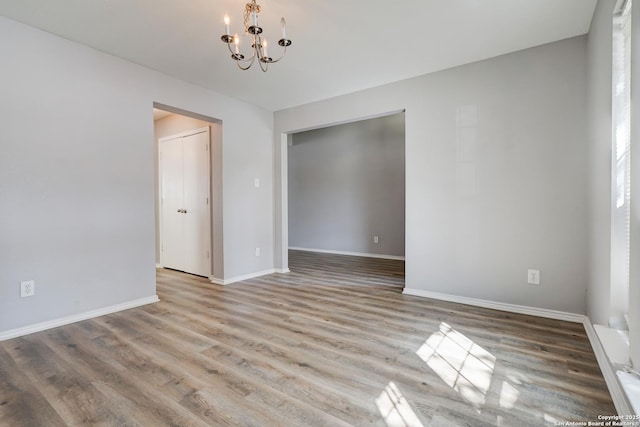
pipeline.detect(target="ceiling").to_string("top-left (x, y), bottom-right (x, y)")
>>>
top-left (1, 0), bottom-right (597, 111)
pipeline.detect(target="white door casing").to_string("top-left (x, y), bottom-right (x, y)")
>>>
top-left (159, 127), bottom-right (211, 277)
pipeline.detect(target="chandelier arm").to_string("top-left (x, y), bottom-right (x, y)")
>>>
top-left (236, 54), bottom-right (257, 71)
top-left (225, 41), bottom-right (235, 55)
top-left (239, 48), bottom-right (257, 63)
top-left (265, 45), bottom-right (288, 63)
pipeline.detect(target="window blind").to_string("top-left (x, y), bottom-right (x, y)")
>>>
top-left (611, 0), bottom-right (631, 330)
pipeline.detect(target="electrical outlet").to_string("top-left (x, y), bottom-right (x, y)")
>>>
top-left (373, 235), bottom-right (379, 244)
top-left (527, 269), bottom-right (540, 285)
top-left (255, 247), bottom-right (260, 257)
top-left (20, 280), bottom-right (35, 298)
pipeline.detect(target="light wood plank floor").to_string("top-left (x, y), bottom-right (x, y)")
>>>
top-left (1, 250), bottom-right (615, 426)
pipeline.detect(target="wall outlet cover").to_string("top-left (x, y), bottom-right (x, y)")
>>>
top-left (20, 280), bottom-right (35, 298)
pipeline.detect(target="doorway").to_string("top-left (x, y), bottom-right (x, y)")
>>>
top-left (159, 127), bottom-right (211, 277)
top-left (153, 105), bottom-right (224, 281)
top-left (287, 112), bottom-right (406, 260)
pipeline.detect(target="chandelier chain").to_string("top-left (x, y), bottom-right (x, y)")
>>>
top-left (242, 1), bottom-right (260, 34)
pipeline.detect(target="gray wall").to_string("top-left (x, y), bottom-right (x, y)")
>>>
top-left (288, 114), bottom-right (405, 257)
top-left (0, 17), bottom-right (273, 334)
top-left (275, 36), bottom-right (589, 314)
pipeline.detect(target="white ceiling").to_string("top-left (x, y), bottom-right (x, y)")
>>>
top-left (1, 0), bottom-right (597, 111)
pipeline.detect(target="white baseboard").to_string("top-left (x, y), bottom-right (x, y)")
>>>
top-left (0, 295), bottom-right (160, 342)
top-left (155, 263), bottom-right (163, 269)
top-left (210, 269), bottom-right (276, 286)
top-left (289, 247), bottom-right (405, 261)
top-left (209, 276), bottom-right (225, 285)
top-left (275, 268), bottom-right (290, 274)
top-left (583, 317), bottom-right (633, 415)
top-left (402, 288), bottom-right (585, 323)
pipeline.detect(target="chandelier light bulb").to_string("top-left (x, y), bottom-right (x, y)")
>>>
top-left (224, 15), bottom-right (230, 35)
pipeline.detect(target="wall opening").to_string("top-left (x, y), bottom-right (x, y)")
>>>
top-left (287, 112), bottom-right (406, 261)
top-left (152, 103), bottom-right (224, 281)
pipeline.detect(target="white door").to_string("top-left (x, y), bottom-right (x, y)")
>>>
top-left (160, 127), bottom-right (211, 277)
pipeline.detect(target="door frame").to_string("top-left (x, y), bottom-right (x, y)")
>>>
top-left (153, 102), bottom-right (225, 282)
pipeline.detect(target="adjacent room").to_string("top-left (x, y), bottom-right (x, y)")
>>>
top-left (0, 0), bottom-right (638, 425)
top-left (288, 112), bottom-right (406, 260)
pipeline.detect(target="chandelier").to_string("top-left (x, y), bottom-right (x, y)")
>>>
top-left (220, 0), bottom-right (292, 72)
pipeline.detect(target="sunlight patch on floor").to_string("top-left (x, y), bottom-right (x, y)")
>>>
top-left (375, 381), bottom-right (424, 427)
top-left (416, 322), bottom-right (496, 408)
top-left (544, 413), bottom-right (563, 424)
top-left (499, 380), bottom-right (519, 409)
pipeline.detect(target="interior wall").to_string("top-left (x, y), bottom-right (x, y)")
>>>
top-left (276, 36), bottom-right (589, 314)
top-left (0, 17), bottom-right (273, 335)
top-left (288, 113), bottom-right (405, 257)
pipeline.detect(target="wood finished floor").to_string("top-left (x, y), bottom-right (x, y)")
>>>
top-left (0, 250), bottom-right (615, 426)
